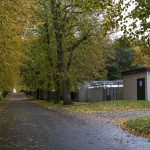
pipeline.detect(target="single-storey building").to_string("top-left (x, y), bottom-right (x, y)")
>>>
top-left (78, 80), bottom-right (123, 102)
top-left (122, 68), bottom-right (150, 101)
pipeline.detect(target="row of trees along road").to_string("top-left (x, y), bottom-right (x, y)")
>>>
top-left (0, 0), bottom-right (149, 104)
top-left (21, 0), bottom-right (121, 104)
top-left (0, 0), bottom-right (32, 93)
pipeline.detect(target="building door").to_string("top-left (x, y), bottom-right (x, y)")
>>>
top-left (137, 78), bottom-right (145, 100)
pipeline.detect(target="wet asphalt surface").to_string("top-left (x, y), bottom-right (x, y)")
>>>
top-left (0, 93), bottom-right (150, 150)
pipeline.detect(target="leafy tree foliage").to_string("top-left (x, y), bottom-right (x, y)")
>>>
top-left (20, 0), bottom-right (119, 104)
top-left (132, 40), bottom-right (150, 68)
top-left (0, 1), bottom-right (23, 91)
top-left (107, 37), bottom-right (136, 80)
top-left (120, 0), bottom-right (150, 42)
top-left (2, 0), bottom-right (142, 104)
top-left (0, 0), bottom-right (35, 91)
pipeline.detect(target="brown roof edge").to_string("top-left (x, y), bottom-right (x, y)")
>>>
top-left (121, 68), bottom-right (150, 76)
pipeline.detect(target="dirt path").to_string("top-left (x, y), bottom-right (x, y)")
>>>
top-left (0, 93), bottom-right (149, 150)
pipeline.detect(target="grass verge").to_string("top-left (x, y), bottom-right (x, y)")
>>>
top-left (34, 100), bottom-right (150, 138)
top-left (124, 116), bottom-right (150, 138)
top-left (33, 100), bottom-right (150, 113)
top-left (0, 100), bottom-right (8, 111)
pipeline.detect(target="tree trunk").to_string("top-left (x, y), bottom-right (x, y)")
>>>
top-left (54, 74), bottom-right (61, 103)
top-left (36, 88), bottom-right (40, 99)
top-left (63, 78), bottom-right (73, 105)
top-left (54, 90), bottom-right (61, 103)
top-left (50, 0), bottom-right (72, 105)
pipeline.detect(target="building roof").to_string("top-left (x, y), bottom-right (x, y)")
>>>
top-left (81, 80), bottom-right (123, 89)
top-left (91, 80), bottom-right (123, 86)
top-left (122, 68), bottom-right (150, 76)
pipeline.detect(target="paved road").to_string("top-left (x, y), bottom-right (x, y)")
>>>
top-left (0, 93), bottom-right (150, 150)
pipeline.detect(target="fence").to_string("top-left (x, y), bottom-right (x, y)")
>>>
top-left (78, 80), bottom-right (123, 102)
top-left (78, 87), bottom-right (123, 102)
top-left (25, 90), bottom-right (78, 101)
top-left (25, 80), bottom-right (123, 102)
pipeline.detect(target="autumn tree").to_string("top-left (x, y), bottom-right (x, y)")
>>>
top-left (120, 0), bottom-right (149, 43)
top-left (107, 37), bottom-right (136, 80)
top-left (20, 0), bottom-right (124, 104)
top-left (132, 40), bottom-right (150, 68)
top-left (0, 0), bottom-right (37, 94)
top-left (47, 0), bottom-right (122, 104)
top-left (0, 1), bottom-right (24, 91)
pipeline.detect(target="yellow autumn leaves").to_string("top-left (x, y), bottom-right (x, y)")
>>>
top-left (0, 0), bottom-right (33, 91)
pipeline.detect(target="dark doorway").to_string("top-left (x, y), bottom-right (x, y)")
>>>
top-left (137, 78), bottom-right (145, 100)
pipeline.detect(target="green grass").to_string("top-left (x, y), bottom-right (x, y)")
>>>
top-left (33, 100), bottom-right (150, 113)
top-left (126, 116), bottom-right (150, 137)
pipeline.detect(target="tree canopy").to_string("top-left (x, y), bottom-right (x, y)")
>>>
top-left (120, 0), bottom-right (150, 42)
top-left (0, 0), bottom-right (149, 104)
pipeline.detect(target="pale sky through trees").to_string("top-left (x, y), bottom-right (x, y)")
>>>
top-left (111, 0), bottom-right (150, 40)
